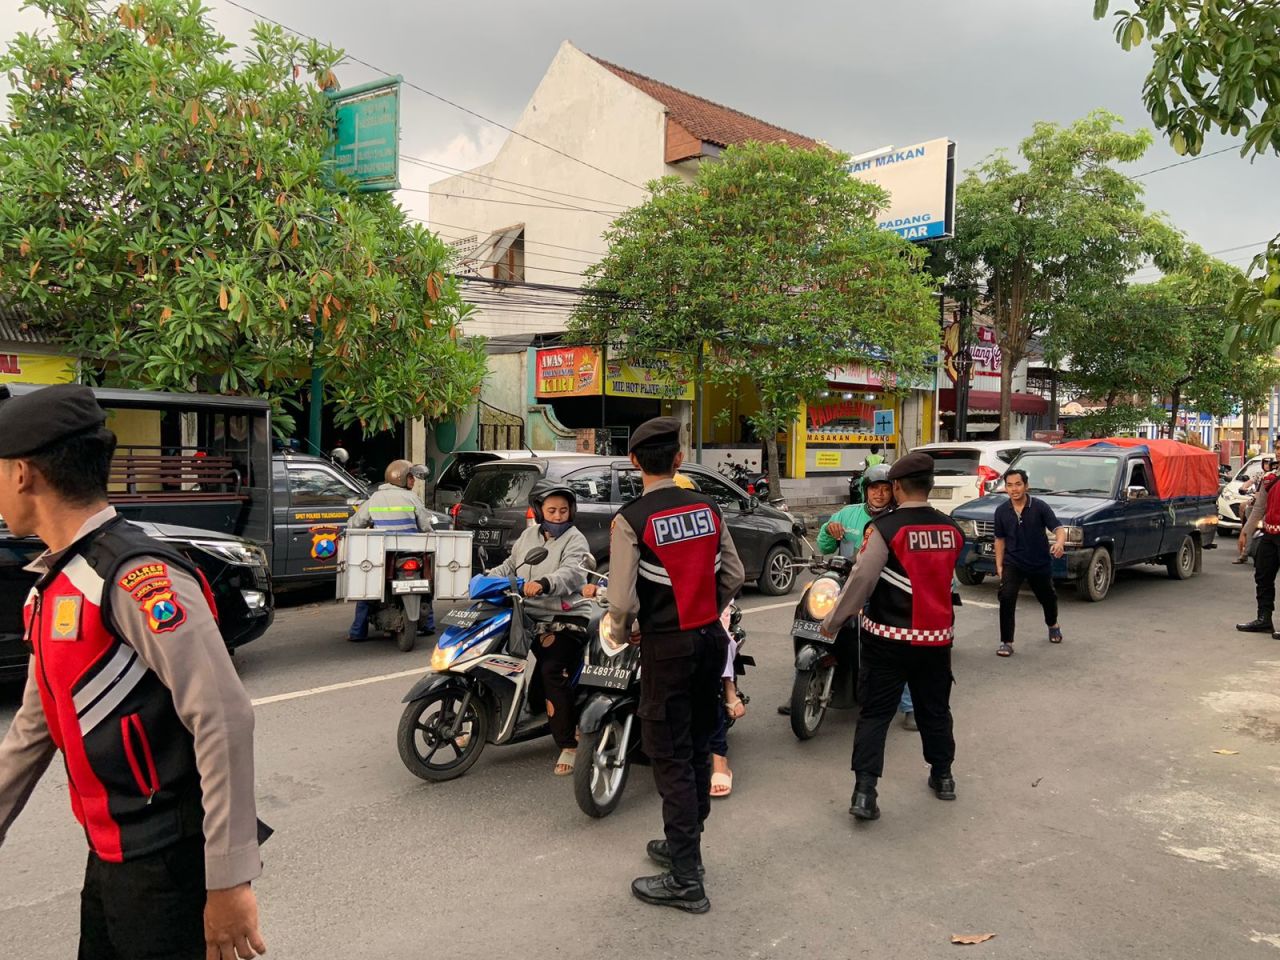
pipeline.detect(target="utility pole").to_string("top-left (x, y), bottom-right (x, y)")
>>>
top-left (955, 297), bottom-right (973, 442)
top-left (694, 341), bottom-right (704, 463)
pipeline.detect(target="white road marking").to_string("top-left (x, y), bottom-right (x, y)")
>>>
top-left (251, 667), bottom-right (424, 707)
top-left (964, 598), bottom-right (1000, 609)
top-left (739, 599), bottom-right (797, 615)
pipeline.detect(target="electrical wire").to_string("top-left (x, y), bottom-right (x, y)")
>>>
top-left (1127, 144), bottom-right (1243, 180)
top-left (396, 186), bottom-right (620, 215)
top-left (399, 154), bottom-right (630, 213)
top-left (217, 0), bottom-right (651, 194)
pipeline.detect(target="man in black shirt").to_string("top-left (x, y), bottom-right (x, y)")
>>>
top-left (994, 468), bottom-right (1067, 657)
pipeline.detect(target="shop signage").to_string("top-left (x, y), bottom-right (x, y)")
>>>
top-left (826, 364), bottom-right (893, 388)
top-left (535, 346), bottom-right (600, 398)
top-left (328, 76), bottom-right (402, 192)
top-left (874, 409), bottom-right (896, 437)
top-left (808, 399), bottom-right (879, 428)
top-left (0, 352), bottom-right (75, 384)
top-left (941, 322), bottom-right (1002, 385)
top-left (814, 451), bottom-right (843, 468)
top-left (806, 431), bottom-right (884, 445)
top-left (1032, 430), bottom-right (1064, 443)
top-left (534, 347), bottom-right (690, 400)
top-left (847, 138), bottom-right (956, 241)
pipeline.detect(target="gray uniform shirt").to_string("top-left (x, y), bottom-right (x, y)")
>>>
top-left (0, 507), bottom-right (261, 890)
top-left (485, 524), bottom-right (591, 615)
top-left (1243, 476), bottom-right (1273, 538)
top-left (350, 482), bottom-right (435, 531)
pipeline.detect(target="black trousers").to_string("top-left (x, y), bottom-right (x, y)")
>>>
top-left (1255, 535), bottom-right (1280, 619)
top-left (638, 626), bottom-right (728, 881)
top-left (79, 835), bottom-right (206, 960)
top-left (852, 635), bottom-right (954, 779)
top-left (533, 632), bottom-right (582, 749)
top-left (998, 562), bottom-right (1058, 645)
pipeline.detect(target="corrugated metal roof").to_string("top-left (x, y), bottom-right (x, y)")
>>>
top-left (0, 300), bottom-right (62, 345)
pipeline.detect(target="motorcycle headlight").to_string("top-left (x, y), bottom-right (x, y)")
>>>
top-left (955, 519), bottom-right (977, 539)
top-left (598, 615), bottom-right (627, 656)
top-left (804, 577), bottom-right (841, 620)
top-left (431, 644), bottom-right (459, 672)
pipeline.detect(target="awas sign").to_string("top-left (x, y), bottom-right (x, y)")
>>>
top-left (846, 138), bottom-right (956, 241)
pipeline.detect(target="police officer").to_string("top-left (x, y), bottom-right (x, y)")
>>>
top-left (0, 385), bottom-right (266, 959)
top-left (1237, 456), bottom-right (1280, 635)
top-left (821, 451), bottom-right (964, 821)
top-left (348, 458), bottom-right (438, 641)
top-left (608, 417), bottom-right (744, 913)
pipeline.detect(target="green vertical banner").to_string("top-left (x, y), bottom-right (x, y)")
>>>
top-left (328, 76), bottom-right (402, 192)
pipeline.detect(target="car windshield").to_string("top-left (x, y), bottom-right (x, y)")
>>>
top-left (1011, 455), bottom-right (1120, 497)
top-left (463, 466), bottom-right (539, 508)
top-left (1235, 460), bottom-right (1264, 483)
top-left (926, 449), bottom-right (982, 476)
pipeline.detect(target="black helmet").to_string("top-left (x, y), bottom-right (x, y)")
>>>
top-left (529, 478), bottom-right (577, 521)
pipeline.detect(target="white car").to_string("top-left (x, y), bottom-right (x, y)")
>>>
top-left (911, 440), bottom-right (1053, 515)
top-left (1218, 456), bottom-right (1267, 532)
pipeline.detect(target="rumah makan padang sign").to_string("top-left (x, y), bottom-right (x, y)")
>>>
top-left (846, 138), bottom-right (956, 241)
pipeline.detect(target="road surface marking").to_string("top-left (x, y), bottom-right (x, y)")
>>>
top-left (251, 667), bottom-right (424, 707)
top-left (740, 599), bottom-right (797, 615)
top-left (964, 598), bottom-right (999, 609)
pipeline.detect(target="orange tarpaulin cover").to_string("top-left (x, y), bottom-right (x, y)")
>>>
top-left (1057, 437), bottom-right (1219, 498)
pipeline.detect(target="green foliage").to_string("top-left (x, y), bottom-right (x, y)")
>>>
top-left (1093, 0), bottom-right (1280, 356)
top-left (570, 141), bottom-right (939, 481)
top-left (0, 0), bottom-right (486, 434)
top-left (941, 111), bottom-right (1181, 437)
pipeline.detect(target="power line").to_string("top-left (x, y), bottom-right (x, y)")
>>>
top-left (406, 215), bottom-right (607, 258)
top-left (397, 186), bottom-right (620, 215)
top-left (399, 155), bottom-right (630, 213)
top-left (218, 0), bottom-right (651, 195)
top-left (398, 159), bottom-right (623, 217)
top-left (1128, 144), bottom-right (1243, 180)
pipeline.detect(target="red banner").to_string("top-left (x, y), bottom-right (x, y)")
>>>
top-left (534, 347), bottom-right (601, 398)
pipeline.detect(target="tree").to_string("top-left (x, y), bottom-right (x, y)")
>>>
top-left (0, 0), bottom-right (486, 436)
top-left (1053, 282), bottom-right (1186, 437)
top-left (569, 141), bottom-right (939, 487)
top-left (942, 111), bottom-right (1182, 438)
top-left (1093, 0), bottom-right (1280, 352)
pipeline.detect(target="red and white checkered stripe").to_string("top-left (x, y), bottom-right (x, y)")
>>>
top-left (860, 614), bottom-right (953, 645)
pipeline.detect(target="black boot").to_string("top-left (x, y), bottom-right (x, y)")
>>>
top-left (1237, 617), bottom-right (1274, 633)
top-left (631, 873), bottom-right (710, 914)
top-left (849, 775), bottom-right (880, 820)
top-left (646, 839), bottom-right (705, 878)
top-left (928, 767), bottom-right (957, 801)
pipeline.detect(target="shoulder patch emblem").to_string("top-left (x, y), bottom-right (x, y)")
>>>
top-left (140, 587), bottom-right (186, 634)
top-left (119, 562), bottom-right (169, 592)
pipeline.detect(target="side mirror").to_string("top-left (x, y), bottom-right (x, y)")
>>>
top-left (742, 495), bottom-right (760, 511)
top-left (410, 464), bottom-right (431, 481)
top-left (1126, 485), bottom-right (1149, 501)
top-left (330, 447), bottom-right (350, 464)
top-left (346, 496), bottom-right (363, 507)
top-left (523, 546), bottom-right (549, 566)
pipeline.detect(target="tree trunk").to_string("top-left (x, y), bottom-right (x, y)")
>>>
top-left (999, 359), bottom-right (1014, 440)
top-left (1168, 386), bottom-right (1181, 439)
top-left (764, 432), bottom-right (783, 501)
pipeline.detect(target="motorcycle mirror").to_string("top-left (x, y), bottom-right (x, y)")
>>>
top-left (523, 546), bottom-right (549, 566)
top-left (410, 463), bottom-right (431, 481)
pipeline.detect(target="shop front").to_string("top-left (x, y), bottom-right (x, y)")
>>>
top-left (937, 322), bottom-right (1046, 439)
top-left (0, 349), bottom-right (76, 385)
top-left (799, 365), bottom-right (901, 476)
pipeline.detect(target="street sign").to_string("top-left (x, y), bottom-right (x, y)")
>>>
top-left (846, 138), bottom-right (956, 242)
top-left (328, 76), bottom-right (402, 192)
top-left (874, 409), bottom-right (896, 437)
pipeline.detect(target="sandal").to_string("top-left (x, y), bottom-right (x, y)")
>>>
top-left (997, 642), bottom-right (1014, 657)
top-left (710, 771), bottom-right (733, 798)
top-left (554, 749), bottom-right (576, 776)
top-left (1049, 626), bottom-right (1063, 644)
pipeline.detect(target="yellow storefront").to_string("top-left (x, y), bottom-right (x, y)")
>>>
top-left (0, 350), bottom-right (76, 385)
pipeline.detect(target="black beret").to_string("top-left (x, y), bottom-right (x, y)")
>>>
top-left (888, 451), bottom-right (935, 481)
top-left (628, 416), bottom-right (683, 453)
top-left (0, 384), bottom-right (108, 458)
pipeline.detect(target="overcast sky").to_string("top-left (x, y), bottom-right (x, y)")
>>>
top-left (2, 0), bottom-right (1276, 280)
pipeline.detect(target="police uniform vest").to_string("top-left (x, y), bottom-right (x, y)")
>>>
top-left (860, 505), bottom-right (965, 646)
top-left (23, 518), bottom-right (214, 862)
top-left (617, 485), bottom-right (725, 634)
top-left (1263, 474), bottom-right (1280, 535)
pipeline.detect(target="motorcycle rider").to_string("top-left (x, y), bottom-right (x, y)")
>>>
top-left (817, 465), bottom-right (893, 558)
top-left (484, 479), bottom-right (591, 774)
top-left (348, 459), bottom-right (437, 641)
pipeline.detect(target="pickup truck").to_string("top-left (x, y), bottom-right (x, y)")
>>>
top-left (951, 439), bottom-right (1219, 602)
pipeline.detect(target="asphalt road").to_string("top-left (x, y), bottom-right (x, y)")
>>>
top-left (3, 550), bottom-right (1280, 959)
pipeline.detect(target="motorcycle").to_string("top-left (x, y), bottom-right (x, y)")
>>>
top-left (395, 546), bottom-right (603, 781)
top-left (574, 566), bottom-right (751, 818)
top-left (787, 554), bottom-right (860, 739)
top-left (338, 528), bottom-right (449, 653)
top-left (718, 453), bottom-right (790, 511)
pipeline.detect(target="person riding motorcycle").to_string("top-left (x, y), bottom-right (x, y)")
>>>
top-left (347, 459), bottom-right (437, 641)
top-left (483, 479), bottom-right (591, 775)
top-left (817, 465), bottom-right (894, 556)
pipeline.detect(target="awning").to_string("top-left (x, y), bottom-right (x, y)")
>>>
top-left (938, 388), bottom-right (1048, 416)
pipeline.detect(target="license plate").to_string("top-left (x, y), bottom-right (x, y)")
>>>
top-left (578, 664), bottom-right (632, 691)
top-left (930, 488), bottom-right (954, 499)
top-left (442, 607), bottom-right (489, 628)
top-left (392, 579), bottom-right (432, 594)
top-left (472, 529), bottom-right (501, 545)
top-left (978, 541), bottom-right (994, 556)
top-left (791, 618), bottom-right (823, 639)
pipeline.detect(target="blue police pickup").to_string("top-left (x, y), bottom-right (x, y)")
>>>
top-left (951, 444), bottom-right (1219, 602)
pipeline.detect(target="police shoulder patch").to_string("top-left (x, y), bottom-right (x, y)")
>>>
top-left (140, 585), bottom-right (186, 634)
top-left (118, 562), bottom-right (169, 592)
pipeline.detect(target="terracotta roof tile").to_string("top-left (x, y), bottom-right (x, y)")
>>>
top-left (589, 54), bottom-right (820, 152)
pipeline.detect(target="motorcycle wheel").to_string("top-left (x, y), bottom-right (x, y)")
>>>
top-left (396, 688), bottom-right (489, 782)
top-left (574, 717), bottom-right (632, 818)
top-left (395, 617), bottom-right (418, 653)
top-left (789, 667), bottom-right (831, 740)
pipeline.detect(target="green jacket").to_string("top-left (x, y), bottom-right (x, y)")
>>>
top-left (817, 503), bottom-right (876, 557)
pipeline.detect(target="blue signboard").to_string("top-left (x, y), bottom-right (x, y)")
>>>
top-left (874, 409), bottom-right (896, 437)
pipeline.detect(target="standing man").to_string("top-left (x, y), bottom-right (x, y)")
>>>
top-left (864, 444), bottom-right (885, 470)
top-left (820, 452), bottom-right (964, 821)
top-left (348, 458), bottom-right (437, 641)
top-left (993, 468), bottom-right (1066, 657)
top-left (609, 417), bottom-right (744, 913)
top-left (0, 385), bottom-right (266, 959)
top-left (1237, 457), bottom-right (1280, 635)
